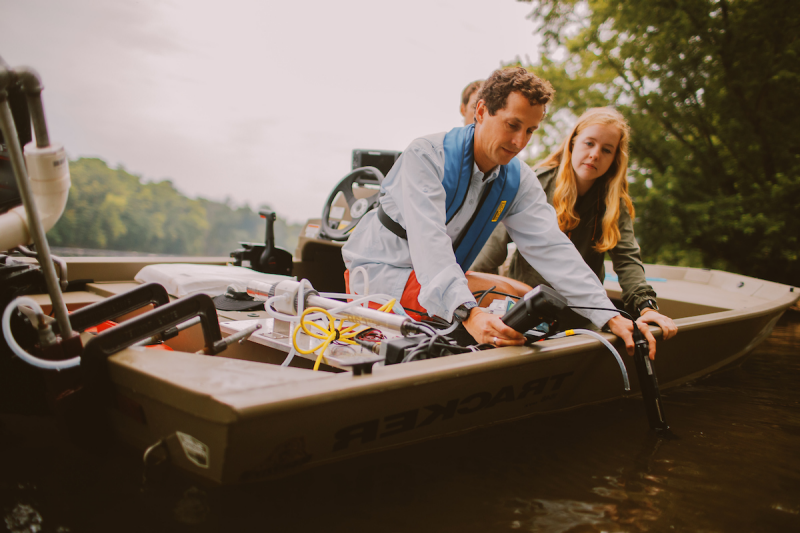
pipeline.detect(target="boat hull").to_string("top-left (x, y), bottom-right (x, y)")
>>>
top-left (104, 289), bottom-right (796, 484)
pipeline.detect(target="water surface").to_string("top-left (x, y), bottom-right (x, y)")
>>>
top-left (2, 312), bottom-right (799, 532)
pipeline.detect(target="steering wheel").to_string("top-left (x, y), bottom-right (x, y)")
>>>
top-left (320, 166), bottom-right (384, 241)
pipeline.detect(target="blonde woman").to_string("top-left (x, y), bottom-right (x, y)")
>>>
top-left (471, 107), bottom-right (677, 339)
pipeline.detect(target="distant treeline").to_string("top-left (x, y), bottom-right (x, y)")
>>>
top-left (47, 158), bottom-right (303, 256)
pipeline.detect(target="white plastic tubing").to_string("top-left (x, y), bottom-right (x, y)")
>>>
top-left (2, 296), bottom-right (80, 370)
top-left (550, 328), bottom-right (630, 391)
top-left (0, 142), bottom-right (70, 251)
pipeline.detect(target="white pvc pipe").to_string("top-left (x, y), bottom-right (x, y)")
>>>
top-left (0, 142), bottom-right (70, 251)
top-left (2, 296), bottom-right (80, 370)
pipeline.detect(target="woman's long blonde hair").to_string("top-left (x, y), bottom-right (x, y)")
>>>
top-left (535, 107), bottom-right (634, 253)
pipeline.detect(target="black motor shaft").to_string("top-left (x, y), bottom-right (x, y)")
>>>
top-left (632, 326), bottom-right (669, 432)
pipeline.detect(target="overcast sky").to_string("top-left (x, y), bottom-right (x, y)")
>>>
top-left (0, 0), bottom-right (543, 223)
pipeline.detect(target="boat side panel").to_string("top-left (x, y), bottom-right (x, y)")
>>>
top-left (109, 386), bottom-right (230, 484)
top-left (223, 352), bottom-right (596, 484)
top-left (102, 276), bottom-right (798, 484)
top-left (218, 304), bottom-right (792, 483)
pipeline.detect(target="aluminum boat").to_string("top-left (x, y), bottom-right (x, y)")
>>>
top-left (1, 56), bottom-right (796, 485)
top-left (11, 247), bottom-right (795, 485)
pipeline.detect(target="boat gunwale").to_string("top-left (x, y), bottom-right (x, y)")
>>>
top-left (107, 287), bottom-right (797, 423)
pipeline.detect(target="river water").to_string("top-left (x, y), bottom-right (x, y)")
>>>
top-left (2, 311), bottom-right (799, 532)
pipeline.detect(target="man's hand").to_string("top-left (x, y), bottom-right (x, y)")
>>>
top-left (638, 308), bottom-right (678, 340)
top-left (463, 308), bottom-right (525, 346)
top-left (605, 314), bottom-right (657, 360)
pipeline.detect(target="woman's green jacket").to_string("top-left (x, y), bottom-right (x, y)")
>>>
top-left (469, 167), bottom-right (657, 314)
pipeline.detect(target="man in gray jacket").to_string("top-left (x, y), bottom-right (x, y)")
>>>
top-left (342, 68), bottom-right (656, 357)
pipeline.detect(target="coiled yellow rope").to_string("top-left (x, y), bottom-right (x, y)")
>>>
top-left (292, 299), bottom-right (396, 371)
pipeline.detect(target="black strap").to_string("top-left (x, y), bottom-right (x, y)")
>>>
top-left (378, 183), bottom-right (493, 250)
top-left (451, 181), bottom-right (494, 252)
top-left (377, 205), bottom-right (408, 240)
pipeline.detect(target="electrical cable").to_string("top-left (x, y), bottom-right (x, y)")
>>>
top-left (401, 321), bottom-right (440, 363)
top-left (432, 317), bottom-right (459, 336)
top-left (472, 289), bottom-right (521, 301)
top-left (355, 328), bottom-right (385, 342)
top-left (568, 305), bottom-right (634, 321)
top-left (475, 285), bottom-right (496, 307)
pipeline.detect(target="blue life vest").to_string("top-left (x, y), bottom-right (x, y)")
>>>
top-left (442, 124), bottom-right (520, 271)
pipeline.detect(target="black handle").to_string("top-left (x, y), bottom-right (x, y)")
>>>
top-left (632, 326), bottom-right (669, 432)
top-left (81, 293), bottom-right (222, 390)
top-left (259, 209), bottom-right (277, 260)
top-left (66, 283), bottom-right (170, 333)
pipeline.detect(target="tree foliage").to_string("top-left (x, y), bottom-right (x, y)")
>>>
top-left (47, 158), bottom-right (303, 256)
top-left (517, 0), bottom-right (800, 284)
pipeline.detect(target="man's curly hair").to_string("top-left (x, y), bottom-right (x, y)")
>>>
top-left (477, 67), bottom-right (555, 115)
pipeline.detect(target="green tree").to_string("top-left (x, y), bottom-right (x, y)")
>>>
top-left (517, 0), bottom-right (800, 284)
top-left (48, 158), bottom-right (304, 256)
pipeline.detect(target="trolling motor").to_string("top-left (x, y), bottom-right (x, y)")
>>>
top-left (632, 326), bottom-right (670, 432)
top-left (230, 209), bottom-right (293, 276)
top-left (565, 292), bottom-right (669, 433)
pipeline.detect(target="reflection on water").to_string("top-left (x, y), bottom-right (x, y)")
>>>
top-left (4, 503), bottom-right (44, 533)
top-left (2, 312), bottom-right (799, 532)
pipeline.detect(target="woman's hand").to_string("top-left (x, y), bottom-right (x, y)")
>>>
top-left (463, 308), bottom-right (525, 347)
top-left (605, 314), bottom-right (657, 360)
top-left (637, 309), bottom-right (678, 340)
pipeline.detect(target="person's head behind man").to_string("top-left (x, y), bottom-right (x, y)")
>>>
top-left (460, 80), bottom-right (483, 125)
top-left (473, 67), bottom-right (554, 172)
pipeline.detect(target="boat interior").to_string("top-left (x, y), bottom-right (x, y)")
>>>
top-left (15, 230), bottom-right (794, 376)
top-left (1, 60), bottom-right (795, 381)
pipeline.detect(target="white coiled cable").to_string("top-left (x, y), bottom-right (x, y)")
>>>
top-left (2, 296), bottom-right (81, 370)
